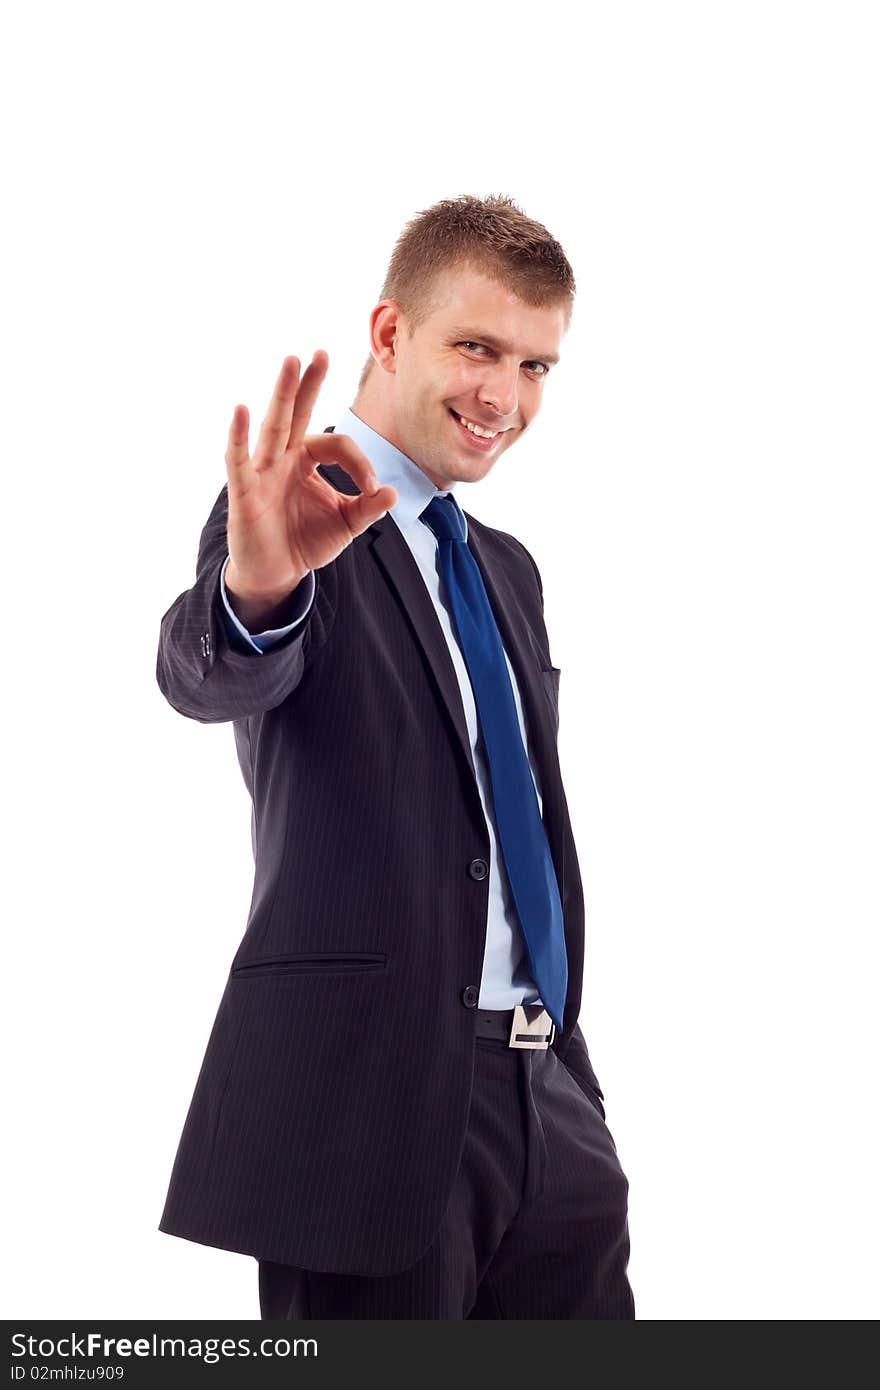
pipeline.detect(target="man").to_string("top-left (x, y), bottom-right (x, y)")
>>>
top-left (156, 194), bottom-right (635, 1319)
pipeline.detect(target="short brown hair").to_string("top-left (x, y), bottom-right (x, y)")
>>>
top-left (357, 193), bottom-right (576, 388)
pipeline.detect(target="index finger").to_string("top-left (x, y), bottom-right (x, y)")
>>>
top-left (302, 431), bottom-right (381, 494)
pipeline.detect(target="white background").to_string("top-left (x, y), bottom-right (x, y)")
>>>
top-left (2, 1), bottom-right (877, 1320)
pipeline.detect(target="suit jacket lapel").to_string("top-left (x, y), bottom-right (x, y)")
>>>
top-left (316, 450), bottom-right (565, 896)
top-left (317, 435), bottom-right (479, 789)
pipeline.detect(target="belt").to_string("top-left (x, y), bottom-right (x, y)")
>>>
top-left (474, 1004), bottom-right (556, 1050)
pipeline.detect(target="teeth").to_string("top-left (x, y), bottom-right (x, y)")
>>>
top-left (456, 412), bottom-right (498, 439)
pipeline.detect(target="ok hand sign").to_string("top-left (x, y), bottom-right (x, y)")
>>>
top-left (224, 351), bottom-right (398, 610)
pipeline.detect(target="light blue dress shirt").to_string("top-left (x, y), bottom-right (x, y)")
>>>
top-left (220, 407), bottom-right (544, 1011)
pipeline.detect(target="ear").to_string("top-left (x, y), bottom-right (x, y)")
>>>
top-left (368, 299), bottom-right (403, 375)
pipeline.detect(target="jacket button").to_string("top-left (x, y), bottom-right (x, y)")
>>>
top-left (461, 986), bottom-right (480, 1008)
top-left (467, 858), bottom-right (488, 881)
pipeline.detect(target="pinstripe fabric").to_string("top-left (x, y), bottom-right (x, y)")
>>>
top-left (258, 1034), bottom-right (633, 1318)
top-left (156, 458), bottom-right (614, 1276)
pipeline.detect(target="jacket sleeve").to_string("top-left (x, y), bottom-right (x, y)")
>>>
top-left (156, 482), bottom-right (333, 724)
top-left (516, 538), bottom-right (606, 1117)
top-left (557, 1020), bottom-right (607, 1119)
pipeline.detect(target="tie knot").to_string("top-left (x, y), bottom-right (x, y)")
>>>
top-left (420, 493), bottom-right (465, 544)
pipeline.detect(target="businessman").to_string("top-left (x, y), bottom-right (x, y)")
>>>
top-left (156, 194), bottom-right (635, 1319)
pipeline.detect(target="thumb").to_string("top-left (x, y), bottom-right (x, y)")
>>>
top-left (343, 483), bottom-right (398, 535)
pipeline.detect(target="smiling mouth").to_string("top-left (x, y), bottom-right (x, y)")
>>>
top-left (449, 408), bottom-right (509, 442)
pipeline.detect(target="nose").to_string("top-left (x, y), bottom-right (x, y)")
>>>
top-left (478, 361), bottom-right (519, 420)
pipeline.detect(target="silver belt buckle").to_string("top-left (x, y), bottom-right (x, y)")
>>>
top-left (509, 1004), bottom-right (555, 1050)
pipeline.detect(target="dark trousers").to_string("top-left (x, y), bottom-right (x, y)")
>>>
top-left (258, 1016), bottom-right (635, 1319)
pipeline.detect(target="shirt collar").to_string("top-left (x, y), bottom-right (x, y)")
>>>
top-left (335, 407), bottom-right (468, 542)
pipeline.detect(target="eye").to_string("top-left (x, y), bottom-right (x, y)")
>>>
top-left (525, 361), bottom-right (550, 377)
top-left (459, 341), bottom-right (489, 354)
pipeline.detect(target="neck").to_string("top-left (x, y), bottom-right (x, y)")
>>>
top-left (349, 378), bottom-right (395, 441)
top-left (349, 381), bottom-right (454, 494)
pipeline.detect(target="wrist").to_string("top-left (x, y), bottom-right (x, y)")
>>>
top-left (224, 559), bottom-right (310, 630)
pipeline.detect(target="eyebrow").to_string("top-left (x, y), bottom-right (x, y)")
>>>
top-left (448, 328), bottom-right (560, 366)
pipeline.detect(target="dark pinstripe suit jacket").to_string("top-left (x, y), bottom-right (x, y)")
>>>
top-left (156, 448), bottom-right (606, 1276)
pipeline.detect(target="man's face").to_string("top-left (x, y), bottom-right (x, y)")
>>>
top-left (383, 264), bottom-right (567, 490)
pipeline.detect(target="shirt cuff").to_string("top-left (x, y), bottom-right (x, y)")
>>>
top-left (220, 554), bottom-right (317, 653)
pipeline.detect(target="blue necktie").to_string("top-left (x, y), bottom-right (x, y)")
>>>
top-left (420, 493), bottom-right (568, 1032)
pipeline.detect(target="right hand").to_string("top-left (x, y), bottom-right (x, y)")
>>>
top-left (224, 351), bottom-right (398, 603)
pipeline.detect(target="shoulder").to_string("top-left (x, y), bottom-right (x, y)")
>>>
top-left (461, 507), bottom-right (544, 604)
